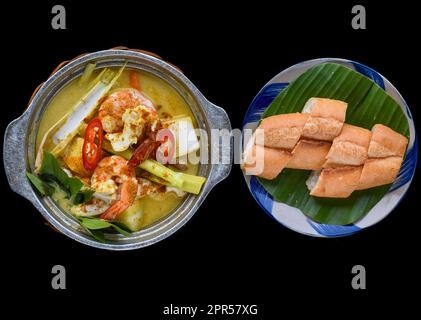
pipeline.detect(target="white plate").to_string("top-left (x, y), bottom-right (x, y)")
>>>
top-left (242, 58), bottom-right (417, 237)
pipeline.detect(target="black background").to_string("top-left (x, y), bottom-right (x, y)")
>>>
top-left (1, 0), bottom-right (419, 315)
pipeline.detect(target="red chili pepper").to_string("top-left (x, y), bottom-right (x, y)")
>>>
top-left (156, 128), bottom-right (175, 164)
top-left (82, 118), bottom-right (104, 171)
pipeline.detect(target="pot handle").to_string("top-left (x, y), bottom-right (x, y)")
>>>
top-left (3, 112), bottom-right (37, 204)
top-left (203, 100), bottom-right (233, 186)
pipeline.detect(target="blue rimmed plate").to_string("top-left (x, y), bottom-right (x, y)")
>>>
top-left (242, 58), bottom-right (417, 237)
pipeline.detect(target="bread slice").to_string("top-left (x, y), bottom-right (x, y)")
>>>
top-left (324, 124), bottom-right (372, 167)
top-left (307, 166), bottom-right (362, 198)
top-left (287, 139), bottom-right (331, 170)
top-left (302, 117), bottom-right (344, 141)
top-left (302, 97), bottom-right (348, 122)
top-left (368, 124), bottom-right (408, 158)
top-left (301, 98), bottom-right (348, 141)
top-left (257, 113), bottom-right (309, 150)
top-left (357, 156), bottom-right (403, 190)
top-left (243, 144), bottom-right (292, 180)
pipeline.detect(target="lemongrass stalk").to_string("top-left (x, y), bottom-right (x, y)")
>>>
top-left (50, 63), bottom-right (127, 158)
top-left (139, 166), bottom-right (205, 194)
top-left (35, 108), bottom-right (74, 171)
top-left (145, 174), bottom-right (170, 186)
top-left (174, 172), bottom-right (206, 194)
top-left (139, 159), bottom-right (184, 189)
top-left (79, 63), bottom-right (96, 86)
top-left (103, 142), bottom-right (205, 194)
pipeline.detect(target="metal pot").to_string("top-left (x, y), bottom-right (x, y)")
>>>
top-left (3, 48), bottom-right (232, 250)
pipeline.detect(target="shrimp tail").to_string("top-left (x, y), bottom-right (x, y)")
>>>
top-left (128, 139), bottom-right (159, 169)
top-left (100, 178), bottom-right (138, 220)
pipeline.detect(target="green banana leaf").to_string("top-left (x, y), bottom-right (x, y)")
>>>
top-left (258, 62), bottom-right (409, 225)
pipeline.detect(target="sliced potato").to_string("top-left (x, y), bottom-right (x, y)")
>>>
top-left (63, 137), bottom-right (91, 177)
top-left (117, 199), bottom-right (145, 232)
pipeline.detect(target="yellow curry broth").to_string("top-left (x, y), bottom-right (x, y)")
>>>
top-left (36, 68), bottom-right (199, 229)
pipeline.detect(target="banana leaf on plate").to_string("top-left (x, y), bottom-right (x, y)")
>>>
top-left (258, 62), bottom-right (409, 225)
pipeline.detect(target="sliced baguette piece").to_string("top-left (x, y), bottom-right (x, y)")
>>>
top-left (257, 113), bottom-right (309, 150)
top-left (368, 124), bottom-right (408, 158)
top-left (302, 117), bottom-right (343, 141)
top-left (302, 97), bottom-right (348, 141)
top-left (302, 97), bottom-right (348, 122)
top-left (357, 156), bottom-right (403, 190)
top-left (287, 139), bottom-right (331, 170)
top-left (324, 124), bottom-right (372, 167)
top-left (243, 144), bottom-right (292, 180)
top-left (307, 166), bottom-right (362, 198)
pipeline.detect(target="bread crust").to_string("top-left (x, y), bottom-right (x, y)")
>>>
top-left (357, 156), bottom-right (403, 190)
top-left (258, 113), bottom-right (309, 150)
top-left (287, 139), bottom-right (331, 170)
top-left (334, 124), bottom-right (372, 147)
top-left (368, 124), bottom-right (408, 158)
top-left (303, 97), bottom-right (348, 122)
top-left (243, 144), bottom-right (292, 180)
top-left (302, 117), bottom-right (343, 141)
top-left (301, 97), bottom-right (348, 141)
top-left (324, 124), bottom-right (371, 167)
top-left (309, 166), bottom-right (362, 198)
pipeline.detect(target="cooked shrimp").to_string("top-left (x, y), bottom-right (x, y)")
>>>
top-left (71, 198), bottom-right (109, 217)
top-left (137, 177), bottom-right (164, 197)
top-left (106, 105), bottom-right (159, 152)
top-left (98, 88), bottom-right (159, 151)
top-left (101, 177), bottom-right (138, 220)
top-left (71, 172), bottom-right (158, 218)
top-left (99, 88), bottom-right (155, 133)
top-left (90, 155), bottom-right (139, 220)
